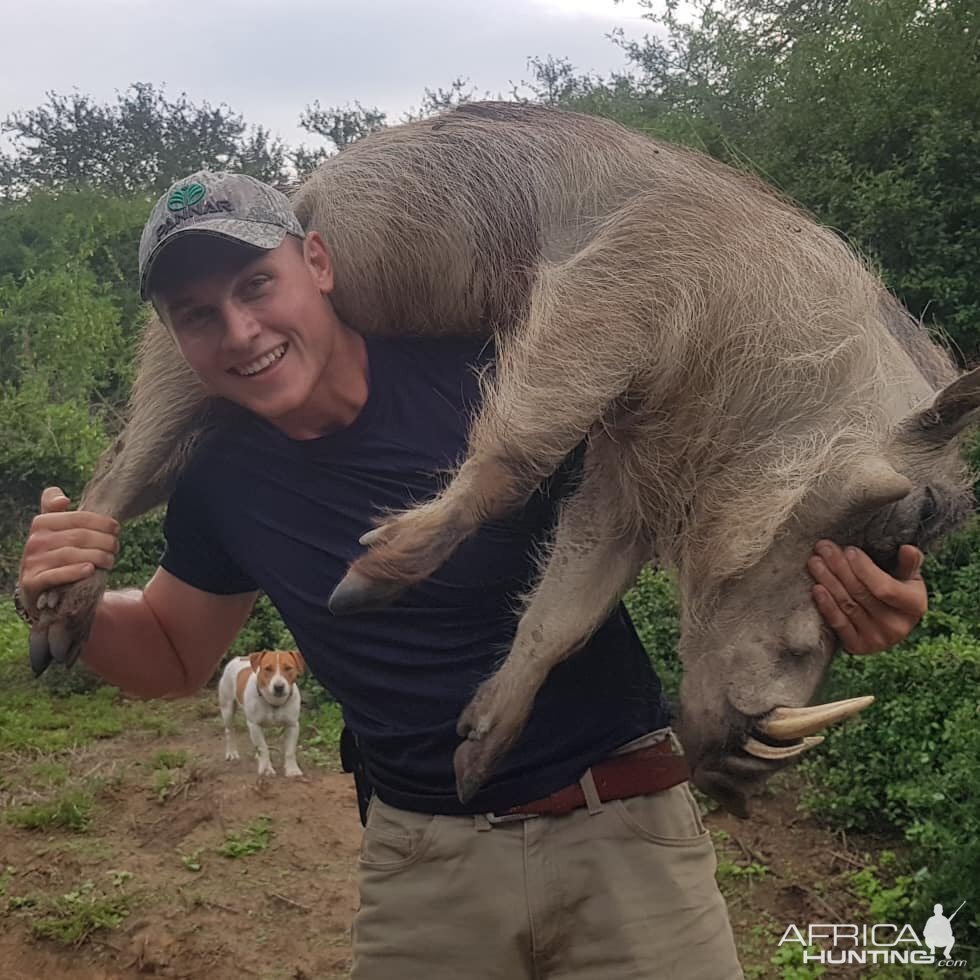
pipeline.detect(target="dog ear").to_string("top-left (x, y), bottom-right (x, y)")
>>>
top-left (288, 650), bottom-right (305, 674)
top-left (249, 651), bottom-right (265, 671)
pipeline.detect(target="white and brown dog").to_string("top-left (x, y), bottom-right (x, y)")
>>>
top-left (219, 650), bottom-right (305, 777)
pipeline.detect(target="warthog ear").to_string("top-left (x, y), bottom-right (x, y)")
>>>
top-left (900, 365), bottom-right (980, 445)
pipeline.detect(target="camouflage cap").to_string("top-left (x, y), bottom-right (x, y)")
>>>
top-left (138, 171), bottom-right (305, 300)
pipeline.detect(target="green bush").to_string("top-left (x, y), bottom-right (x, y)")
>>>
top-left (226, 594), bottom-right (295, 657)
top-left (802, 633), bottom-right (980, 945)
top-left (108, 512), bottom-right (166, 589)
top-left (624, 567), bottom-right (683, 701)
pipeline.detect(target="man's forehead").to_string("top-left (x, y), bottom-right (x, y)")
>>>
top-left (152, 236), bottom-right (275, 305)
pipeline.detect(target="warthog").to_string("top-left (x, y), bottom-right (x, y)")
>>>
top-left (28, 102), bottom-right (979, 816)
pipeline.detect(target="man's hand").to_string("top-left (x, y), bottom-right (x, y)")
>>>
top-left (806, 540), bottom-right (928, 655)
top-left (17, 486), bottom-right (120, 616)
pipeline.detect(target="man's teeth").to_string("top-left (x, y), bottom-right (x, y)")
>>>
top-left (236, 344), bottom-right (287, 376)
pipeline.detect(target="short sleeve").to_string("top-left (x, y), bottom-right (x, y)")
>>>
top-left (160, 473), bottom-right (258, 595)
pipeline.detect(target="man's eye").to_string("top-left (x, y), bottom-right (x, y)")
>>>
top-left (177, 309), bottom-right (214, 330)
top-left (246, 276), bottom-right (270, 294)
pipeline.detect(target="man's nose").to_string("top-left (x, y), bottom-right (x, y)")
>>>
top-left (221, 304), bottom-right (261, 351)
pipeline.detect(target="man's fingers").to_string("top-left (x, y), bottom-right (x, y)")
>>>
top-left (814, 542), bottom-right (900, 615)
top-left (30, 564), bottom-right (98, 594)
top-left (36, 528), bottom-right (120, 554)
top-left (31, 511), bottom-right (120, 537)
top-left (40, 487), bottom-right (71, 513)
top-left (845, 545), bottom-right (926, 616)
top-left (38, 546), bottom-right (116, 572)
top-left (812, 585), bottom-right (901, 655)
top-left (895, 544), bottom-right (924, 582)
top-left (812, 586), bottom-right (866, 654)
top-left (807, 550), bottom-right (887, 624)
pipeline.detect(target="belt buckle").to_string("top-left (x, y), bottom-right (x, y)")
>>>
top-left (484, 810), bottom-right (540, 824)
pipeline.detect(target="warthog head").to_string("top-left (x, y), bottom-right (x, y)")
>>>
top-left (679, 367), bottom-right (980, 817)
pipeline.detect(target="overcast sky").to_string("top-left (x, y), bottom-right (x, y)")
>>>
top-left (0, 0), bottom-right (655, 152)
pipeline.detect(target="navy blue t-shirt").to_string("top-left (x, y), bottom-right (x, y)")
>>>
top-left (161, 336), bottom-right (669, 814)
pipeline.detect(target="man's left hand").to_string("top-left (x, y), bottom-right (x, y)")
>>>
top-left (806, 541), bottom-right (928, 655)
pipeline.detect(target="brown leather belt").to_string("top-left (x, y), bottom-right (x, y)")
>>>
top-left (494, 740), bottom-right (691, 821)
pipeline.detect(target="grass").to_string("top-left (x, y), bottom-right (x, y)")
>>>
top-left (0, 604), bottom-right (179, 753)
top-left (150, 749), bottom-right (188, 769)
top-left (149, 757), bottom-right (199, 804)
top-left (29, 760), bottom-right (69, 785)
top-left (21, 880), bottom-right (131, 946)
top-left (217, 815), bottom-right (273, 858)
top-left (179, 847), bottom-right (204, 872)
top-left (303, 701), bottom-right (344, 769)
top-left (5, 788), bottom-right (94, 832)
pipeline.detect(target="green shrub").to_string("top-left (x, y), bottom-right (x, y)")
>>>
top-left (624, 567), bottom-right (682, 701)
top-left (6, 790), bottom-right (94, 832)
top-left (108, 512), bottom-right (166, 589)
top-left (227, 593), bottom-right (295, 657)
top-left (802, 633), bottom-right (980, 945)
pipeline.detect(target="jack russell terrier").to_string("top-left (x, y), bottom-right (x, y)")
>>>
top-left (219, 650), bottom-right (305, 777)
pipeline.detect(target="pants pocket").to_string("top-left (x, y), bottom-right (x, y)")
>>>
top-left (611, 782), bottom-right (711, 846)
top-left (358, 796), bottom-right (440, 872)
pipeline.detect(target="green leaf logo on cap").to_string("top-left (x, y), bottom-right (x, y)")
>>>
top-left (167, 182), bottom-right (206, 212)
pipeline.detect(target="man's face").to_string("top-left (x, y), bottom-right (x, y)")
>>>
top-left (152, 233), bottom-right (338, 426)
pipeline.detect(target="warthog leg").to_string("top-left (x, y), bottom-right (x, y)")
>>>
top-left (29, 318), bottom-right (208, 675)
top-left (329, 228), bottom-right (652, 615)
top-left (453, 434), bottom-right (649, 801)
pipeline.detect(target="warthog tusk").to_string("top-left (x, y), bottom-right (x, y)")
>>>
top-left (743, 735), bottom-right (824, 760)
top-left (757, 696), bottom-right (875, 740)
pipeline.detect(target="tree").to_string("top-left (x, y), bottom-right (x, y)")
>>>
top-left (606, 0), bottom-right (980, 358)
top-left (0, 83), bottom-right (291, 196)
top-left (293, 101), bottom-right (388, 177)
top-left (404, 77), bottom-right (487, 120)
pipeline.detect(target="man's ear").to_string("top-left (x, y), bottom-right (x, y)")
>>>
top-left (303, 232), bottom-right (335, 295)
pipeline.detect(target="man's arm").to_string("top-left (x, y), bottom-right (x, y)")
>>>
top-left (19, 486), bottom-right (258, 698)
top-left (80, 569), bottom-right (258, 698)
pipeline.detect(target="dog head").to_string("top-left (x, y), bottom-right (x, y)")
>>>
top-left (248, 649), bottom-right (305, 706)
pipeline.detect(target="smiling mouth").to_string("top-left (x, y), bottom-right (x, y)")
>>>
top-left (231, 342), bottom-right (288, 377)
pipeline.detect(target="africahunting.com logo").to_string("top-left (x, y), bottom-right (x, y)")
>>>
top-left (778, 901), bottom-right (969, 968)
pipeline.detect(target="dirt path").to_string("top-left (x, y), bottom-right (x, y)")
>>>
top-left (0, 693), bottom-right (879, 979)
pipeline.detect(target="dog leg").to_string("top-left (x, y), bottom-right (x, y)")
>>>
top-left (248, 721), bottom-right (276, 776)
top-left (220, 694), bottom-right (239, 761)
top-left (283, 723), bottom-right (303, 778)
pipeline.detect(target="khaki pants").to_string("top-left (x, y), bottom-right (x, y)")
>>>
top-left (351, 749), bottom-right (743, 979)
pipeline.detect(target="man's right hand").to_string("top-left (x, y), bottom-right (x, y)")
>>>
top-left (17, 486), bottom-right (120, 617)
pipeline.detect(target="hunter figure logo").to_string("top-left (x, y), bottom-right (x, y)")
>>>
top-left (924, 902), bottom-right (965, 960)
top-left (778, 899), bottom-right (969, 968)
top-left (167, 182), bottom-right (206, 212)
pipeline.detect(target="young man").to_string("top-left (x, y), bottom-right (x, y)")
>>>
top-left (17, 172), bottom-right (928, 979)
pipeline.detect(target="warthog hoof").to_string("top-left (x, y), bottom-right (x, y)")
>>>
top-left (453, 679), bottom-right (530, 802)
top-left (330, 508), bottom-right (474, 615)
top-left (327, 569), bottom-right (409, 615)
top-left (28, 571), bottom-right (108, 677)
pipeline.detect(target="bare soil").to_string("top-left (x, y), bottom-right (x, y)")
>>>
top-left (0, 693), bottom-right (879, 980)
